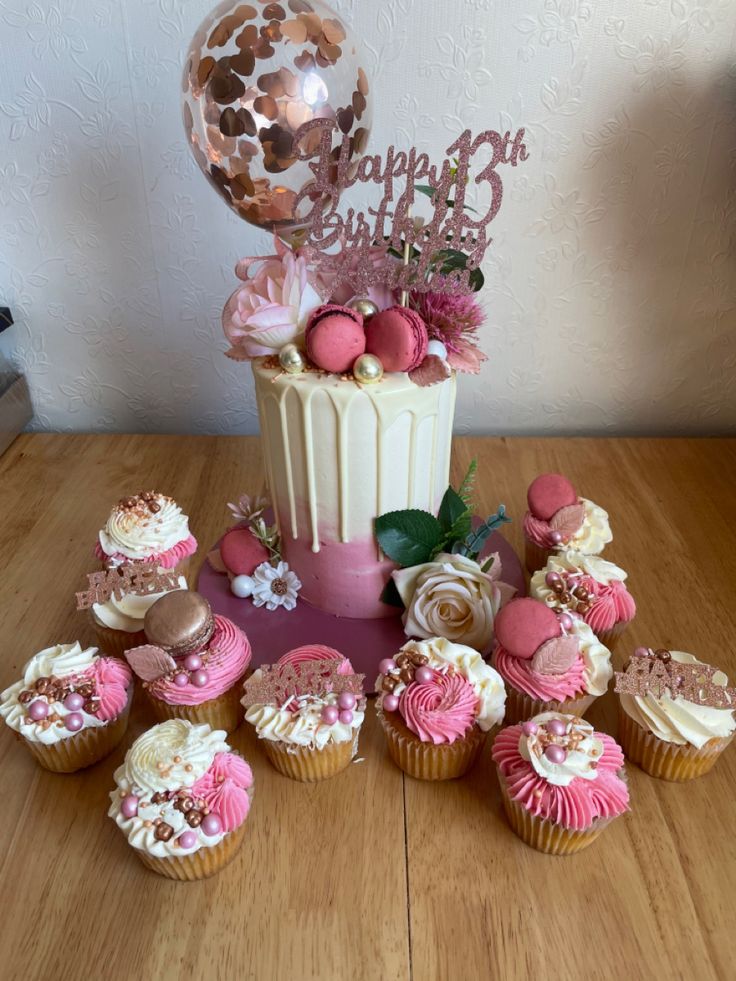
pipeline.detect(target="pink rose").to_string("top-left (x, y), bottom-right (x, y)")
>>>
top-left (223, 237), bottom-right (322, 360)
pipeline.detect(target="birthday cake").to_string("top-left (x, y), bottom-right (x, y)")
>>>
top-left (216, 122), bottom-right (528, 624)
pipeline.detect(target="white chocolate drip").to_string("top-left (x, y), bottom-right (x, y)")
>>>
top-left (253, 363), bottom-right (456, 553)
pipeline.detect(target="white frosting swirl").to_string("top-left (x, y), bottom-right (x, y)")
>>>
top-left (530, 551), bottom-right (628, 605)
top-left (124, 719), bottom-right (228, 794)
top-left (620, 651), bottom-right (736, 748)
top-left (568, 618), bottom-right (613, 696)
top-left (520, 712), bottom-right (603, 786)
top-left (563, 498), bottom-right (612, 555)
top-left (98, 494), bottom-right (191, 560)
top-left (0, 642), bottom-right (110, 744)
top-left (92, 576), bottom-right (187, 632)
top-left (245, 687), bottom-right (364, 750)
top-left (376, 637), bottom-right (507, 731)
top-left (109, 720), bottom-right (235, 857)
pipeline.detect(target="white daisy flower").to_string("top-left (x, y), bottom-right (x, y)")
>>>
top-left (232, 561), bottom-right (301, 611)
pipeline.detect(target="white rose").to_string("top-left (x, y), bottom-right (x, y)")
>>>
top-left (392, 552), bottom-right (516, 654)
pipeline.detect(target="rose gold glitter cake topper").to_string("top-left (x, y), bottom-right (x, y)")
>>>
top-left (75, 564), bottom-right (182, 610)
top-left (291, 118), bottom-right (529, 297)
top-left (615, 650), bottom-right (736, 710)
top-left (242, 662), bottom-right (365, 709)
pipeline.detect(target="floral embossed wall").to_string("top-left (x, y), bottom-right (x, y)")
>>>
top-left (1, 0), bottom-right (734, 435)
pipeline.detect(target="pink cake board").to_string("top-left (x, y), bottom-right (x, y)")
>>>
top-left (197, 531), bottom-right (526, 685)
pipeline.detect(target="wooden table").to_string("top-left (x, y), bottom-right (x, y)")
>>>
top-left (1, 434), bottom-right (735, 981)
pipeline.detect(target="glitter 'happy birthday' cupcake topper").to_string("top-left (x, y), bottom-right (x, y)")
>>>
top-left (242, 662), bottom-right (365, 709)
top-left (614, 649), bottom-right (736, 710)
top-left (75, 564), bottom-right (182, 610)
top-left (291, 119), bottom-right (529, 298)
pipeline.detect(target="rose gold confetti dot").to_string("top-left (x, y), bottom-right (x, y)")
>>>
top-left (173, 755), bottom-right (181, 763)
top-left (185, 764), bottom-right (193, 772)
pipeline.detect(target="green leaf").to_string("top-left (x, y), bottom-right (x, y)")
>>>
top-left (463, 505), bottom-right (512, 560)
top-left (438, 486), bottom-right (467, 533)
top-left (469, 266), bottom-right (484, 292)
top-left (379, 577), bottom-right (405, 608)
top-left (375, 510), bottom-right (444, 568)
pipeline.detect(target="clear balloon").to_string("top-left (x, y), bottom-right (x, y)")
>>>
top-left (182, 0), bottom-right (372, 234)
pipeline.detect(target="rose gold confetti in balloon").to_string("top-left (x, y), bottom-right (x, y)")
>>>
top-left (182, 0), bottom-right (372, 235)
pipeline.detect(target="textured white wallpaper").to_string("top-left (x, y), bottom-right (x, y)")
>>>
top-left (1, 0), bottom-right (735, 436)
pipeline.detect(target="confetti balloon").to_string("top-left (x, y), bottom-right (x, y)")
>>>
top-left (182, 0), bottom-right (372, 234)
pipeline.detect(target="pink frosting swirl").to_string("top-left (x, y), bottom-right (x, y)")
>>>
top-left (492, 725), bottom-right (628, 830)
top-left (148, 615), bottom-right (251, 705)
top-left (522, 511), bottom-right (562, 549)
top-left (87, 657), bottom-right (132, 721)
top-left (399, 669), bottom-right (478, 745)
top-left (277, 644), bottom-right (354, 676)
top-left (94, 533), bottom-right (197, 569)
top-left (190, 751), bottom-right (253, 832)
top-left (493, 646), bottom-right (586, 701)
top-left (583, 579), bottom-right (636, 633)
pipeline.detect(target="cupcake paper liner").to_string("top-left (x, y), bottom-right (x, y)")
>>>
top-left (594, 620), bottom-right (629, 650)
top-left (145, 680), bottom-right (244, 733)
top-left (91, 616), bottom-right (146, 661)
top-left (617, 706), bottom-right (733, 781)
top-left (502, 685), bottom-right (595, 726)
top-left (497, 770), bottom-right (611, 855)
top-left (377, 707), bottom-right (488, 780)
top-left (135, 815), bottom-right (248, 881)
top-left (525, 539), bottom-right (553, 576)
top-left (263, 730), bottom-right (359, 782)
top-left (24, 689), bottom-right (133, 773)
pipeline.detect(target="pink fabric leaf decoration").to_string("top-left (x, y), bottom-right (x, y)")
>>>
top-left (549, 502), bottom-right (585, 539)
top-left (207, 548), bottom-right (227, 574)
top-left (531, 636), bottom-right (580, 675)
top-left (125, 645), bottom-right (177, 682)
top-left (409, 354), bottom-right (452, 387)
top-left (446, 338), bottom-right (487, 374)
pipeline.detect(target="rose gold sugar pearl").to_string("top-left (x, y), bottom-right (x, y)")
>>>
top-left (173, 756), bottom-right (181, 763)
top-left (185, 764), bottom-right (193, 772)
top-left (143, 820), bottom-right (153, 828)
top-left (534, 789), bottom-right (543, 798)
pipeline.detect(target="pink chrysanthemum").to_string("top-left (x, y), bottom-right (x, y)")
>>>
top-left (409, 290), bottom-right (487, 373)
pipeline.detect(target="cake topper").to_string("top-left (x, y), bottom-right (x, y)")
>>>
top-left (292, 119), bottom-right (529, 298)
top-left (614, 648), bottom-right (736, 710)
top-left (242, 662), bottom-right (365, 709)
top-left (75, 564), bottom-right (182, 610)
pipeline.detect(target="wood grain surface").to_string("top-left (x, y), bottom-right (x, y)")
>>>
top-left (1, 434), bottom-right (735, 981)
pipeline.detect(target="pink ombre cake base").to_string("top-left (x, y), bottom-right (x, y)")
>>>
top-left (282, 533), bottom-right (399, 619)
top-left (197, 527), bottom-right (526, 682)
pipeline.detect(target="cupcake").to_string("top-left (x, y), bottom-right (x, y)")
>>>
top-left (617, 647), bottom-right (735, 781)
top-left (492, 597), bottom-right (612, 724)
top-left (492, 712), bottom-right (630, 855)
top-left (88, 568), bottom-right (188, 660)
top-left (109, 719), bottom-right (253, 880)
top-left (125, 590), bottom-right (251, 732)
top-left (530, 550), bottom-right (636, 648)
top-left (375, 636), bottom-right (506, 781)
top-left (95, 490), bottom-right (197, 580)
top-left (523, 473), bottom-right (611, 573)
top-left (0, 642), bottom-right (132, 772)
top-left (242, 644), bottom-right (365, 782)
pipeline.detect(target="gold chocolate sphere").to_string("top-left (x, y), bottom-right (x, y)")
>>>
top-left (353, 353), bottom-right (384, 384)
top-left (278, 343), bottom-right (305, 374)
top-left (347, 297), bottom-right (379, 320)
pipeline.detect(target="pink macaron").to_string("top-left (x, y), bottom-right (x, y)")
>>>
top-left (364, 305), bottom-right (428, 373)
top-left (220, 527), bottom-right (270, 577)
top-left (305, 304), bottom-right (365, 374)
top-left (527, 473), bottom-right (578, 522)
top-left (494, 597), bottom-right (561, 660)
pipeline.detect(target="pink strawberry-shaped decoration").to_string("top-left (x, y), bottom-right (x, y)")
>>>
top-left (531, 636), bottom-right (579, 675)
top-left (494, 597), bottom-right (560, 660)
top-left (549, 502), bottom-right (586, 540)
top-left (527, 473), bottom-right (577, 521)
top-left (125, 645), bottom-right (177, 682)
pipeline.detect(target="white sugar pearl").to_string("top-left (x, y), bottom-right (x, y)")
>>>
top-left (427, 339), bottom-right (448, 361)
top-left (231, 575), bottom-right (254, 598)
